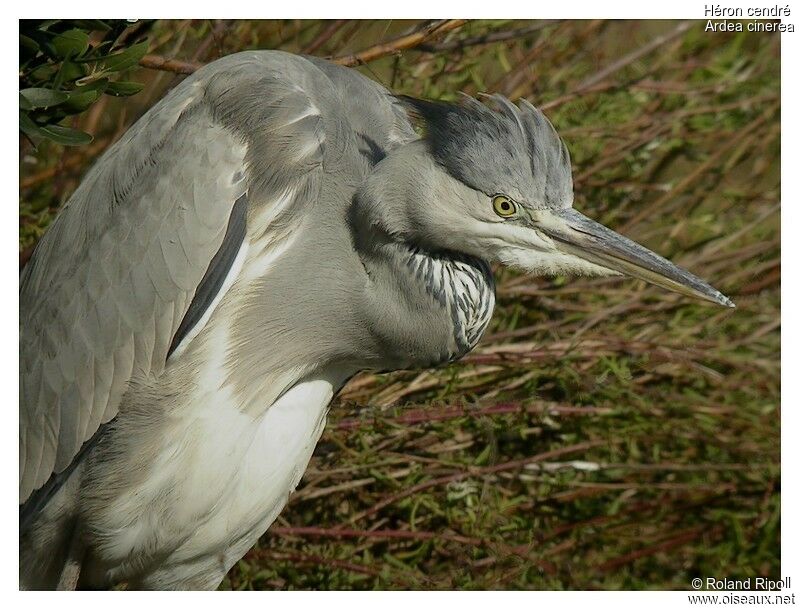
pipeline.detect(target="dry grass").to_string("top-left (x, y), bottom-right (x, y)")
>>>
top-left (19, 19), bottom-right (780, 590)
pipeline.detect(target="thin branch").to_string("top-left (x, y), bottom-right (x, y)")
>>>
top-left (192, 20), bottom-right (233, 62)
top-left (268, 525), bottom-right (556, 573)
top-left (331, 19), bottom-right (467, 67)
top-left (303, 19), bottom-right (348, 54)
top-left (271, 525), bottom-right (482, 546)
top-left (334, 401), bottom-right (611, 431)
top-left (618, 104), bottom-right (778, 232)
top-left (137, 20), bottom-right (468, 75)
top-left (19, 245), bottom-right (35, 270)
top-left (345, 440), bottom-right (604, 526)
top-left (576, 20), bottom-right (692, 92)
top-left (596, 526), bottom-right (724, 573)
top-left (20, 138), bottom-right (110, 190)
top-left (139, 54), bottom-right (202, 74)
top-left (417, 20), bottom-right (561, 53)
top-left (247, 548), bottom-right (384, 578)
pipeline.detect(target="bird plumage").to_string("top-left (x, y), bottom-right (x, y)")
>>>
top-left (19, 50), bottom-right (494, 589)
top-left (20, 49), bottom-right (733, 590)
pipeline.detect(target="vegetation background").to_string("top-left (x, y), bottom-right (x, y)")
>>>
top-left (19, 19), bottom-right (780, 590)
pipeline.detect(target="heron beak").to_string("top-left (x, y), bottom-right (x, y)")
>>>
top-left (536, 208), bottom-right (735, 308)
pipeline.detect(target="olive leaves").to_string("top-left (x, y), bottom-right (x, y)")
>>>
top-left (20, 20), bottom-right (149, 146)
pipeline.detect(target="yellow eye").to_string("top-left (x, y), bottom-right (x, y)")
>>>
top-left (492, 195), bottom-right (517, 217)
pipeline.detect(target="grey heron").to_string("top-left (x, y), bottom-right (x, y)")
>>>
top-left (19, 50), bottom-right (734, 590)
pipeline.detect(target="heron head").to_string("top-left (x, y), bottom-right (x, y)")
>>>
top-left (395, 94), bottom-right (734, 308)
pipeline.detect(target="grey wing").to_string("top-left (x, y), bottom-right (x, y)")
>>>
top-left (19, 51), bottom-right (331, 506)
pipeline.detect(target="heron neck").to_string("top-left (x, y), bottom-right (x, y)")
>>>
top-left (394, 242), bottom-right (496, 361)
top-left (348, 150), bottom-right (496, 366)
top-left (350, 209), bottom-right (495, 366)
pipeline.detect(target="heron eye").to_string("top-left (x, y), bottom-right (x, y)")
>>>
top-left (492, 195), bottom-right (517, 218)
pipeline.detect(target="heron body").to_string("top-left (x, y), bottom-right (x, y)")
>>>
top-left (19, 50), bottom-right (732, 590)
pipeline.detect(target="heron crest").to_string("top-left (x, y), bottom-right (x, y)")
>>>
top-left (395, 93), bottom-right (574, 209)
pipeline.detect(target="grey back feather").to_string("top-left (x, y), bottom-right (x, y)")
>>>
top-left (19, 80), bottom-right (247, 504)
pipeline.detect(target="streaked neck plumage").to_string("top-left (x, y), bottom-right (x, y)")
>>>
top-left (349, 145), bottom-right (496, 369)
top-left (397, 243), bottom-right (495, 361)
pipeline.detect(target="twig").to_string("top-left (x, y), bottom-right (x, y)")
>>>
top-left (596, 526), bottom-right (723, 573)
top-left (21, 138), bottom-right (111, 190)
top-left (269, 525), bottom-right (556, 574)
top-left (271, 525), bottom-right (482, 546)
top-left (489, 20), bottom-right (568, 94)
top-left (139, 54), bottom-right (202, 74)
top-left (247, 548), bottom-right (384, 578)
top-left (334, 401), bottom-right (611, 431)
top-left (304, 20), bottom-right (348, 54)
top-left (192, 20), bottom-right (232, 62)
top-left (575, 21), bottom-right (693, 92)
top-left (573, 122), bottom-right (670, 184)
top-left (416, 21), bottom-right (560, 53)
top-left (19, 245), bottom-right (35, 269)
top-left (618, 105), bottom-right (777, 232)
top-left (332, 20), bottom-right (467, 67)
top-left (740, 267), bottom-right (780, 295)
top-left (292, 476), bottom-right (376, 502)
top-left (137, 20), bottom-right (467, 75)
top-left (346, 440), bottom-right (603, 526)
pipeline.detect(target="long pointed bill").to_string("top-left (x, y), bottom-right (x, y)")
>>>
top-left (537, 209), bottom-right (735, 308)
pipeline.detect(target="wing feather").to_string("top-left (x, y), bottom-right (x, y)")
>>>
top-left (19, 50), bottom-right (337, 511)
top-left (20, 75), bottom-right (244, 504)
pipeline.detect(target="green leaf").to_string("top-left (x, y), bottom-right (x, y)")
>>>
top-left (101, 41), bottom-right (148, 73)
top-left (19, 87), bottom-right (68, 109)
top-left (52, 29), bottom-right (89, 59)
top-left (19, 92), bottom-right (32, 111)
top-left (105, 80), bottom-right (144, 96)
top-left (75, 72), bottom-right (104, 86)
top-left (19, 111), bottom-right (45, 140)
top-left (61, 60), bottom-right (86, 82)
top-left (39, 124), bottom-right (93, 146)
top-left (63, 88), bottom-right (101, 113)
top-left (29, 63), bottom-right (58, 82)
top-left (57, 59), bottom-right (87, 84)
top-left (72, 20), bottom-right (111, 32)
top-left (77, 77), bottom-right (109, 92)
top-left (19, 34), bottom-right (40, 54)
top-left (35, 20), bottom-right (62, 32)
top-left (75, 40), bottom-right (150, 86)
top-left (93, 79), bottom-right (114, 94)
